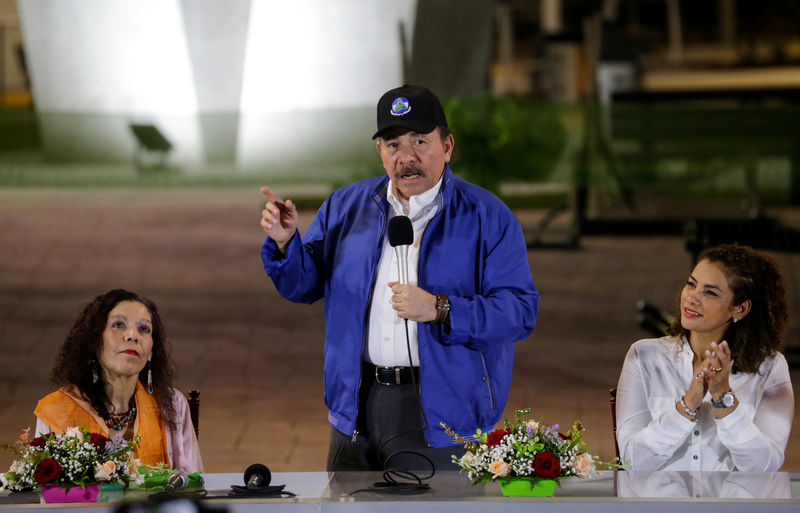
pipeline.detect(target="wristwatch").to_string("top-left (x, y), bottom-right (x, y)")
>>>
top-left (711, 390), bottom-right (736, 409)
top-left (433, 294), bottom-right (450, 324)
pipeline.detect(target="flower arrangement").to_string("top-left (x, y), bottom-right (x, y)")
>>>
top-left (442, 408), bottom-right (610, 486)
top-left (1, 427), bottom-right (141, 492)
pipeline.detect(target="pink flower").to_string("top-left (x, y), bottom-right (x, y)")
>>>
top-left (488, 460), bottom-right (510, 478)
top-left (94, 460), bottom-right (116, 481)
top-left (572, 453), bottom-right (593, 477)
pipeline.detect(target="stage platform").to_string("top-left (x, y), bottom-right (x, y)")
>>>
top-left (1, 471), bottom-right (799, 512)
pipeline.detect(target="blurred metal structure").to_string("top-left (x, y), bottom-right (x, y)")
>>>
top-left (130, 123), bottom-right (173, 170)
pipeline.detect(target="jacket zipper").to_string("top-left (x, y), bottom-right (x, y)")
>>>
top-left (413, 193), bottom-right (447, 447)
top-left (480, 350), bottom-right (496, 409)
top-left (352, 193), bottom-right (388, 443)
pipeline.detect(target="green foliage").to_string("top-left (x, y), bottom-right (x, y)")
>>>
top-left (444, 94), bottom-right (567, 192)
top-left (130, 463), bottom-right (204, 492)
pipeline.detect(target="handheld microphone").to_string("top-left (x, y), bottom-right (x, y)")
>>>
top-left (244, 463), bottom-right (271, 489)
top-left (164, 469), bottom-right (188, 493)
top-left (388, 215), bottom-right (413, 285)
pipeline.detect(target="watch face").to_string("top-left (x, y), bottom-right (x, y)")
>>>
top-left (722, 392), bottom-right (735, 408)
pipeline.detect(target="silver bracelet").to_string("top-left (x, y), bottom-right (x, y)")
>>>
top-left (679, 397), bottom-right (698, 421)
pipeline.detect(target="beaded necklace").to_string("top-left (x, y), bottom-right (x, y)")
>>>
top-left (105, 405), bottom-right (137, 432)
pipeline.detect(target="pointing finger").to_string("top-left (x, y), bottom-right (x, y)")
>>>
top-left (260, 186), bottom-right (283, 204)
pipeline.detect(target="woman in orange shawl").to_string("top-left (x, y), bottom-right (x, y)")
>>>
top-left (34, 289), bottom-right (202, 473)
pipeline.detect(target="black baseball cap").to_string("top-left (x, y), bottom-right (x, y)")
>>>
top-left (372, 84), bottom-right (448, 140)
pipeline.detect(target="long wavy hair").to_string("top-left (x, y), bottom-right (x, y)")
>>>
top-left (51, 289), bottom-right (177, 427)
top-left (667, 244), bottom-right (788, 373)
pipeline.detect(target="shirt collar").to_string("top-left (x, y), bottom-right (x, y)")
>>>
top-left (387, 173), bottom-right (444, 220)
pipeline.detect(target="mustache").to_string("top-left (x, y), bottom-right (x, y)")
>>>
top-left (394, 166), bottom-right (424, 179)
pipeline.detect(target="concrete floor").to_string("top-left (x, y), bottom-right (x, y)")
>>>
top-left (0, 188), bottom-right (797, 473)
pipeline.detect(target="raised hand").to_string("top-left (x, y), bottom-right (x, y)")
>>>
top-left (260, 186), bottom-right (298, 247)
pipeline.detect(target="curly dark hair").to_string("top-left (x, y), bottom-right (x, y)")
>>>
top-left (51, 289), bottom-right (177, 428)
top-left (668, 244), bottom-right (788, 373)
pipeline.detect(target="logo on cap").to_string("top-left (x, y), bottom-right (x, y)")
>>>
top-left (390, 97), bottom-right (411, 116)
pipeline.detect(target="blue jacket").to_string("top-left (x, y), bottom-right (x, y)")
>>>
top-left (261, 166), bottom-right (539, 446)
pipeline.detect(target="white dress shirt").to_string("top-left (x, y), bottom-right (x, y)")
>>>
top-left (364, 177), bottom-right (443, 367)
top-left (616, 336), bottom-right (793, 471)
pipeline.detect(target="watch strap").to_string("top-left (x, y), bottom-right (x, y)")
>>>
top-left (432, 294), bottom-right (450, 324)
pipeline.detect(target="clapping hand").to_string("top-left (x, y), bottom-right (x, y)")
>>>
top-left (684, 358), bottom-right (709, 412)
top-left (702, 340), bottom-right (733, 398)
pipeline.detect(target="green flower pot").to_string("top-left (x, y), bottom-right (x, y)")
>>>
top-left (499, 477), bottom-right (557, 497)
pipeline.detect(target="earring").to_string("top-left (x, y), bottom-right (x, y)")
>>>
top-left (147, 362), bottom-right (153, 394)
top-left (733, 317), bottom-right (739, 323)
top-left (92, 366), bottom-right (99, 384)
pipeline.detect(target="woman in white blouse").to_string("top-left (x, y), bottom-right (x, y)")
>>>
top-left (616, 244), bottom-right (793, 471)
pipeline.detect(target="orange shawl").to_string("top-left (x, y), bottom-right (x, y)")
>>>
top-left (34, 382), bottom-right (170, 467)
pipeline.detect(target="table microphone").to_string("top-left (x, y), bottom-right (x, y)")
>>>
top-left (244, 463), bottom-right (271, 488)
top-left (164, 469), bottom-right (188, 493)
top-left (388, 215), bottom-right (413, 285)
top-left (229, 463), bottom-right (293, 498)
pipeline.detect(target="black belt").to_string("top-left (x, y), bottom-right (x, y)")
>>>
top-left (365, 362), bottom-right (420, 386)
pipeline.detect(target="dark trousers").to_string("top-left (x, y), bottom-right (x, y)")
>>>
top-left (326, 364), bottom-right (465, 472)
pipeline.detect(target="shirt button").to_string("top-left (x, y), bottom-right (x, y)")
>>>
top-left (694, 430), bottom-right (700, 436)
top-left (693, 455), bottom-right (698, 460)
top-left (482, 376), bottom-right (488, 382)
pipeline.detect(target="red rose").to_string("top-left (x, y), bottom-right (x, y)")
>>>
top-left (533, 451), bottom-right (561, 478)
top-left (558, 432), bottom-right (571, 440)
top-left (88, 432), bottom-right (111, 449)
top-left (486, 428), bottom-right (511, 447)
top-left (29, 436), bottom-right (47, 448)
top-left (33, 459), bottom-right (62, 484)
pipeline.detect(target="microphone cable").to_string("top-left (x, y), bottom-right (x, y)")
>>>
top-left (351, 318), bottom-right (435, 496)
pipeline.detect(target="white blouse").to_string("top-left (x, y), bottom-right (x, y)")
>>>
top-left (615, 336), bottom-right (793, 471)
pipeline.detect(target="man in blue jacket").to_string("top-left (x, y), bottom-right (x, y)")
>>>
top-left (260, 84), bottom-right (539, 471)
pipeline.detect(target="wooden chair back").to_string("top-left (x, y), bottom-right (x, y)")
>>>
top-left (187, 389), bottom-right (200, 440)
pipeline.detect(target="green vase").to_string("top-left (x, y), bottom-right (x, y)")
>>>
top-left (499, 477), bottom-right (557, 497)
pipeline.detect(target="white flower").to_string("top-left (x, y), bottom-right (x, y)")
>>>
top-left (459, 451), bottom-right (476, 467)
top-left (9, 460), bottom-right (24, 473)
top-left (64, 426), bottom-right (82, 439)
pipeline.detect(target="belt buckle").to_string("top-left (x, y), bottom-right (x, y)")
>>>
top-left (374, 366), bottom-right (402, 385)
